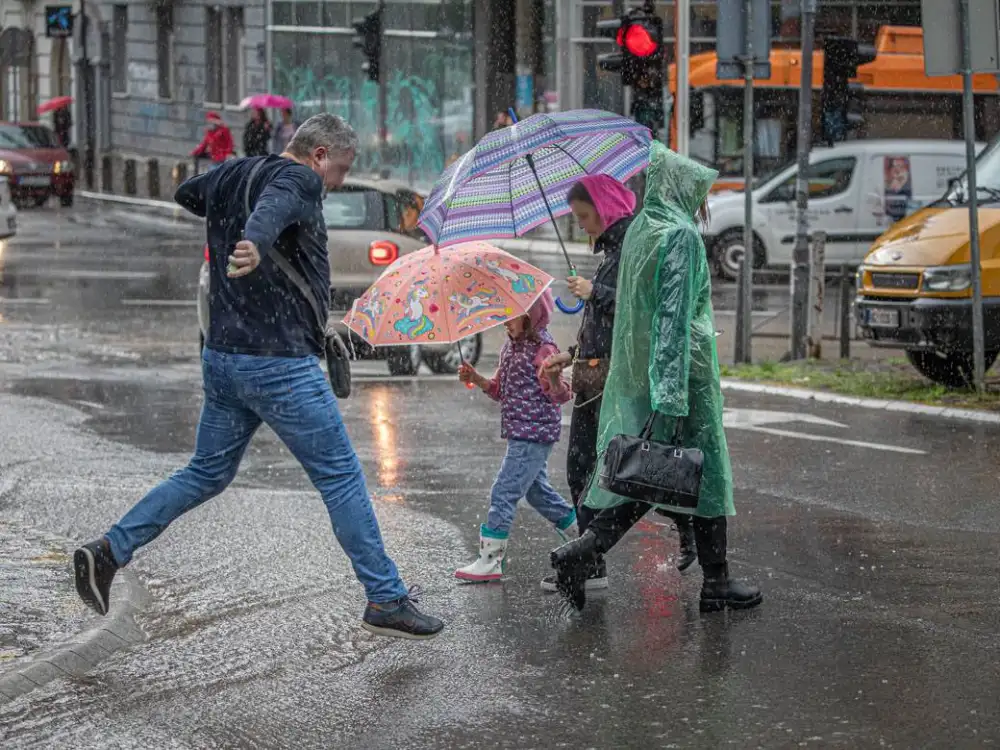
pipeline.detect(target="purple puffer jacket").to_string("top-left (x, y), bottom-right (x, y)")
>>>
top-left (485, 329), bottom-right (570, 443)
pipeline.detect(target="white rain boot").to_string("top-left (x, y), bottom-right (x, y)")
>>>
top-left (455, 530), bottom-right (507, 582)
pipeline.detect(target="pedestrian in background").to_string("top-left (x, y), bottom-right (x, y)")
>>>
top-left (243, 107), bottom-right (272, 157)
top-left (53, 105), bottom-right (72, 148)
top-left (191, 111), bottom-right (234, 171)
top-left (273, 108), bottom-right (300, 154)
top-left (74, 113), bottom-right (445, 641)
top-left (549, 142), bottom-right (762, 614)
top-left (455, 289), bottom-right (577, 582)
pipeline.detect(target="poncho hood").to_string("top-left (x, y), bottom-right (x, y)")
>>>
top-left (644, 142), bottom-right (719, 220)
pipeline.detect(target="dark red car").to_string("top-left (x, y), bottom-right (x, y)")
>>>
top-left (0, 121), bottom-right (75, 207)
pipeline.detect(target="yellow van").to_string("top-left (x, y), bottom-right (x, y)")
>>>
top-left (855, 138), bottom-right (1000, 387)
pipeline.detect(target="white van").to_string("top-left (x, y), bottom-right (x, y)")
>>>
top-left (702, 139), bottom-right (982, 281)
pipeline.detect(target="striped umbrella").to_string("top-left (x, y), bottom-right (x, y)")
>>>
top-left (418, 109), bottom-right (652, 313)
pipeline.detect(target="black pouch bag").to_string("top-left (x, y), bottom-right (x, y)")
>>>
top-left (598, 414), bottom-right (703, 509)
top-left (243, 159), bottom-right (351, 399)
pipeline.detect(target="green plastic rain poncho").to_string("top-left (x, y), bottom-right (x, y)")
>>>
top-left (584, 142), bottom-right (734, 519)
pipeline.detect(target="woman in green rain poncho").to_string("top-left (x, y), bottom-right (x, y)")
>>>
top-left (549, 142), bottom-right (762, 613)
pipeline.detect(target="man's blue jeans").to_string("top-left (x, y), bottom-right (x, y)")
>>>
top-left (105, 349), bottom-right (408, 603)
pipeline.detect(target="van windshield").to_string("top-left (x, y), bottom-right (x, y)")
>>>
top-left (943, 137), bottom-right (1000, 205)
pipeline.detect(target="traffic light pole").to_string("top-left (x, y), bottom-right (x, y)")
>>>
top-left (790, 0), bottom-right (816, 361)
top-left (734, 0), bottom-right (755, 364)
top-left (960, 0), bottom-right (986, 393)
top-left (675, 0), bottom-right (690, 154)
top-left (377, 0), bottom-right (387, 170)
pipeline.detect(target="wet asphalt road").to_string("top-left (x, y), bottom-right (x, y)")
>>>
top-left (1, 204), bottom-right (999, 748)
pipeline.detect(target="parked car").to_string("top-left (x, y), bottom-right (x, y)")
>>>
top-left (703, 139), bottom-right (980, 281)
top-left (0, 122), bottom-right (75, 208)
top-left (0, 175), bottom-right (16, 239)
top-left (856, 134), bottom-right (1000, 388)
top-left (197, 176), bottom-right (482, 375)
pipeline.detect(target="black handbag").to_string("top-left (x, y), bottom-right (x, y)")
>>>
top-left (598, 414), bottom-right (703, 509)
top-left (243, 159), bottom-right (351, 399)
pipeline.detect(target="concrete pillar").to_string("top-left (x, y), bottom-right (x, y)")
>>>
top-left (473, 0), bottom-right (516, 140)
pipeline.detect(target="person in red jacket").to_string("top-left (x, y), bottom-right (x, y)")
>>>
top-left (191, 112), bottom-right (234, 170)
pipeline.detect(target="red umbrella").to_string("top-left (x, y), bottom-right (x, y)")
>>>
top-left (38, 96), bottom-right (73, 115)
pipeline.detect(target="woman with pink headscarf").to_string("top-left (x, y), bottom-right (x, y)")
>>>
top-left (540, 174), bottom-right (695, 593)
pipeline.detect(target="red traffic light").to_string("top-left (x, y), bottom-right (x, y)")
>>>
top-left (624, 23), bottom-right (659, 58)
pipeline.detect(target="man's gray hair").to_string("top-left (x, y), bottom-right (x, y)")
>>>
top-left (286, 113), bottom-right (359, 157)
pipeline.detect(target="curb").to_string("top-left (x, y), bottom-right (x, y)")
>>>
top-left (720, 379), bottom-right (1000, 425)
top-left (0, 566), bottom-right (151, 706)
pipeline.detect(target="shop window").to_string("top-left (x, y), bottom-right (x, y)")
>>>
top-left (111, 5), bottom-right (127, 94)
top-left (156, 4), bottom-right (174, 99)
top-left (206, 8), bottom-right (245, 105)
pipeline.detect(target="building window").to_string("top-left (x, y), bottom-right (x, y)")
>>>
top-left (156, 4), bottom-right (174, 99)
top-left (111, 5), bottom-right (127, 94)
top-left (206, 7), bottom-right (245, 105)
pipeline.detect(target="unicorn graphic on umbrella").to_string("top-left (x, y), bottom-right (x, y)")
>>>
top-left (478, 258), bottom-right (537, 295)
top-left (393, 280), bottom-right (435, 339)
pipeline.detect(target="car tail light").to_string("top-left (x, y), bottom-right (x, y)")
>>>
top-left (203, 244), bottom-right (210, 262)
top-left (369, 240), bottom-right (399, 266)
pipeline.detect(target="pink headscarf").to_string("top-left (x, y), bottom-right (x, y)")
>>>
top-left (576, 174), bottom-right (636, 231)
top-left (527, 288), bottom-right (554, 331)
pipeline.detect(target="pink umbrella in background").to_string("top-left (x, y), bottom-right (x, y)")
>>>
top-left (37, 96), bottom-right (73, 115)
top-left (239, 94), bottom-right (294, 110)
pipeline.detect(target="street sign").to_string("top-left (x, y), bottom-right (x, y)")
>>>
top-left (44, 6), bottom-right (73, 39)
top-left (716, 0), bottom-right (772, 80)
top-left (921, 0), bottom-right (1000, 76)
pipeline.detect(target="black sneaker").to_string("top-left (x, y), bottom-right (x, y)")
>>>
top-left (550, 532), bottom-right (602, 612)
top-left (362, 586), bottom-right (444, 640)
top-left (540, 558), bottom-right (608, 592)
top-left (700, 564), bottom-right (763, 613)
top-left (74, 538), bottom-right (118, 616)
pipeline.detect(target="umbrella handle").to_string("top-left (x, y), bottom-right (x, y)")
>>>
top-left (556, 268), bottom-right (585, 315)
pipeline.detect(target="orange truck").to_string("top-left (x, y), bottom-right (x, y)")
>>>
top-left (668, 26), bottom-right (1000, 192)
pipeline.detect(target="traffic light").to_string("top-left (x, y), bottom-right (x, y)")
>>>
top-left (596, 3), bottom-right (664, 131)
top-left (821, 37), bottom-right (876, 145)
top-left (352, 6), bottom-right (383, 83)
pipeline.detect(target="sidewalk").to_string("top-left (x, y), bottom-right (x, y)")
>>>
top-left (0, 521), bottom-right (90, 669)
top-left (0, 520), bottom-right (150, 705)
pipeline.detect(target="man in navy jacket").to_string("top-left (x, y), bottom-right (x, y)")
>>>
top-left (74, 114), bottom-right (444, 641)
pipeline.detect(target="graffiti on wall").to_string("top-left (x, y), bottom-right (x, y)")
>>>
top-left (272, 57), bottom-right (471, 186)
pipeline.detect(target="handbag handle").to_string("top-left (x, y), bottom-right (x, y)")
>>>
top-left (639, 413), bottom-right (684, 445)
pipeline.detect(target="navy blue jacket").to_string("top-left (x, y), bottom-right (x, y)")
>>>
top-left (176, 155), bottom-right (329, 357)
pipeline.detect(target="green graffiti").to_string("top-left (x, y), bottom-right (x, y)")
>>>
top-left (272, 60), bottom-right (453, 185)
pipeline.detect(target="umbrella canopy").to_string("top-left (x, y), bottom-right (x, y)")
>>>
top-left (343, 241), bottom-right (553, 347)
top-left (38, 96), bottom-right (72, 115)
top-left (239, 94), bottom-right (294, 111)
top-left (417, 109), bottom-right (651, 248)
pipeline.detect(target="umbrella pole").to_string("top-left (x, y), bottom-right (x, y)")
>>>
top-left (523, 152), bottom-right (584, 315)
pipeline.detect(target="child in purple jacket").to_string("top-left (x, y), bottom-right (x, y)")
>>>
top-left (455, 289), bottom-right (577, 582)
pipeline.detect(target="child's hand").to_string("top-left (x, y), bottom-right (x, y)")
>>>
top-left (458, 363), bottom-right (480, 385)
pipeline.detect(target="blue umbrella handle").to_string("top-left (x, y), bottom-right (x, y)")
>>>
top-left (556, 269), bottom-right (585, 315)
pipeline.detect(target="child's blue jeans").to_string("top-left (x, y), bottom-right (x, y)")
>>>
top-left (484, 439), bottom-right (576, 538)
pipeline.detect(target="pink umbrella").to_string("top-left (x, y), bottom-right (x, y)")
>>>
top-left (38, 96), bottom-right (73, 115)
top-left (239, 94), bottom-right (293, 111)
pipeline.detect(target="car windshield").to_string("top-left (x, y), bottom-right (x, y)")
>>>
top-left (0, 124), bottom-right (57, 149)
top-left (753, 157), bottom-right (797, 190)
top-left (942, 137), bottom-right (1000, 205)
top-left (323, 189), bottom-right (375, 229)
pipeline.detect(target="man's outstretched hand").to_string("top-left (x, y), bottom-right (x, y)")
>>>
top-left (227, 240), bottom-right (261, 278)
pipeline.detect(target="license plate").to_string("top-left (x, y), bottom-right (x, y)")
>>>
top-left (18, 176), bottom-right (50, 187)
top-left (865, 308), bottom-right (900, 328)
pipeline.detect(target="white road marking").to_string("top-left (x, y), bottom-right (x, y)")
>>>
top-left (0, 297), bottom-right (51, 305)
top-left (741, 425), bottom-right (926, 455)
top-left (121, 299), bottom-right (197, 307)
top-left (23, 269), bottom-right (159, 281)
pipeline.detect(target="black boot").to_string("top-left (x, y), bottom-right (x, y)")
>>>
top-left (676, 517), bottom-right (697, 573)
top-left (693, 517), bottom-right (762, 613)
top-left (550, 530), bottom-right (603, 611)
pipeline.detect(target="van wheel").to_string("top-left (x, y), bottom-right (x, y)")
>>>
top-left (387, 346), bottom-right (421, 376)
top-left (714, 229), bottom-right (765, 282)
top-left (60, 193), bottom-right (74, 207)
top-left (905, 349), bottom-right (998, 389)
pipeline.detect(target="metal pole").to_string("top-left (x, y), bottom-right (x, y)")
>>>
top-left (960, 0), bottom-right (986, 393)
top-left (790, 0), bottom-right (816, 360)
top-left (839, 263), bottom-right (851, 359)
top-left (377, 0), bottom-right (388, 173)
top-left (734, 0), bottom-right (755, 364)
top-left (675, 0), bottom-right (690, 155)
